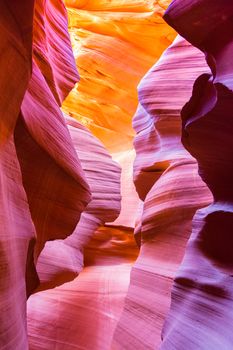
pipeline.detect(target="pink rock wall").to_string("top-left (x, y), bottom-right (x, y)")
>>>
top-left (0, 1), bottom-right (90, 349)
top-left (33, 0), bottom-right (79, 105)
top-left (0, 3), bottom-right (34, 347)
top-left (27, 226), bottom-right (138, 350)
top-left (161, 1), bottom-right (233, 349)
top-left (1, 0), bottom-right (232, 349)
top-left (27, 117), bottom-right (124, 349)
top-left (36, 115), bottom-right (121, 290)
top-left (113, 35), bottom-right (212, 349)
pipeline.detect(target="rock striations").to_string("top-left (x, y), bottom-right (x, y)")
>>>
top-left (63, 0), bottom-right (176, 153)
top-left (0, 1), bottom-right (90, 349)
top-left (160, 1), bottom-right (233, 349)
top-left (1, 0), bottom-right (232, 349)
top-left (36, 115), bottom-right (121, 290)
top-left (113, 35), bottom-right (212, 349)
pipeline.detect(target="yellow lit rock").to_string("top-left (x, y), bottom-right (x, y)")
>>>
top-left (62, 0), bottom-right (176, 154)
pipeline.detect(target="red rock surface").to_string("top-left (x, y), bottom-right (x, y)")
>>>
top-left (0, 3), bottom-right (35, 347)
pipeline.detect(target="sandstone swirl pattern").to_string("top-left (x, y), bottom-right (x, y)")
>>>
top-left (35, 115), bottom-right (121, 290)
top-left (63, 0), bottom-right (177, 229)
top-left (63, 0), bottom-right (176, 153)
top-left (112, 35), bottom-right (212, 349)
top-left (0, 1), bottom-right (90, 349)
top-left (1, 0), bottom-right (231, 349)
top-left (161, 1), bottom-right (233, 349)
top-left (0, 1), bottom-right (176, 349)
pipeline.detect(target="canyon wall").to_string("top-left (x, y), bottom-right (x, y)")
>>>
top-left (112, 34), bottom-right (212, 350)
top-left (63, 0), bottom-right (177, 228)
top-left (161, 1), bottom-right (233, 349)
top-left (1, 0), bottom-right (232, 349)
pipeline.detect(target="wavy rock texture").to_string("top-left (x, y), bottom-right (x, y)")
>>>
top-left (26, 3), bottom-right (179, 349)
top-left (0, 137), bottom-right (35, 350)
top-left (63, 0), bottom-right (177, 229)
top-left (27, 225), bottom-right (138, 350)
top-left (160, 1), bottom-right (233, 349)
top-left (3, 0), bottom-right (230, 349)
top-left (33, 0), bottom-right (79, 105)
top-left (0, 1), bottom-right (33, 145)
top-left (0, 1), bottom-right (172, 348)
top-left (27, 116), bottom-right (124, 348)
top-left (0, 3), bottom-right (35, 348)
top-left (112, 36), bottom-right (212, 349)
top-left (36, 115), bottom-right (121, 290)
top-left (0, 1), bottom-right (90, 349)
top-left (16, 62), bottom-right (90, 261)
top-left (63, 0), bottom-right (176, 153)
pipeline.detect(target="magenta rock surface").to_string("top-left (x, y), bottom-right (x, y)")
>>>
top-left (27, 224), bottom-right (138, 350)
top-left (2, 0), bottom-right (233, 349)
top-left (0, 137), bottom-right (36, 350)
top-left (36, 116), bottom-right (121, 290)
top-left (0, 3), bottom-right (35, 348)
top-left (113, 35), bottom-right (212, 349)
top-left (33, 0), bottom-right (79, 105)
top-left (161, 1), bottom-right (233, 349)
top-left (0, 2), bottom-right (90, 349)
top-left (16, 62), bottom-right (90, 261)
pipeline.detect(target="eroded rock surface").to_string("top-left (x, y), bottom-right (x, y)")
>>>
top-left (0, 2), bottom-right (90, 349)
top-left (36, 116), bottom-right (121, 290)
top-left (161, 1), bottom-right (233, 349)
top-left (1, 0), bottom-right (230, 349)
top-left (113, 35), bottom-right (212, 350)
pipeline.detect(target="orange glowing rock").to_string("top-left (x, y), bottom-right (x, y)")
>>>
top-left (62, 0), bottom-right (176, 153)
top-left (26, 2), bottom-right (177, 349)
top-left (62, 0), bottom-right (176, 230)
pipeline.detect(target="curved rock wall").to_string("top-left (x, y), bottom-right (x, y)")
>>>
top-left (161, 1), bottom-right (233, 349)
top-left (113, 35), bottom-right (212, 349)
top-left (63, 0), bottom-right (176, 153)
top-left (62, 0), bottom-right (177, 229)
top-left (1, 0), bottom-right (231, 349)
top-left (0, 1), bottom-right (90, 349)
top-left (36, 115), bottom-right (121, 290)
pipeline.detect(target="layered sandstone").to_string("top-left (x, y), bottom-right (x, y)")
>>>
top-left (36, 115), bottom-right (121, 290)
top-left (62, 0), bottom-right (177, 229)
top-left (161, 1), bottom-right (233, 349)
top-left (113, 35), bottom-right (212, 349)
top-left (63, 0), bottom-right (176, 153)
top-left (0, 1), bottom-right (90, 349)
top-left (2, 0), bottom-right (230, 349)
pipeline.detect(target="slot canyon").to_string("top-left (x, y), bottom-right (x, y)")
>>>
top-left (1, 0), bottom-right (233, 349)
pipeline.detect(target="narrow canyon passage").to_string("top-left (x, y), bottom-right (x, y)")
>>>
top-left (28, 226), bottom-right (138, 350)
top-left (1, 1), bottom-right (233, 350)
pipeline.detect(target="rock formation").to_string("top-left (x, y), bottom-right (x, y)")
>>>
top-left (62, 0), bottom-right (177, 229)
top-left (36, 115), bottom-right (121, 290)
top-left (1, 0), bottom-right (232, 349)
top-left (160, 1), bottom-right (233, 349)
top-left (24, 1), bottom-right (179, 348)
top-left (112, 34), bottom-right (212, 350)
top-left (0, 1), bottom-right (90, 349)
top-left (63, 0), bottom-right (176, 153)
